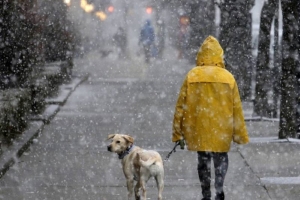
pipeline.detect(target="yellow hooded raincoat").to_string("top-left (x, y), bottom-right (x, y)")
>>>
top-left (172, 36), bottom-right (249, 152)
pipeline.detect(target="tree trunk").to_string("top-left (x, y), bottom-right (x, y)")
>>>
top-left (254, 0), bottom-right (278, 117)
top-left (40, 0), bottom-right (69, 62)
top-left (0, 0), bottom-right (13, 84)
top-left (188, 0), bottom-right (215, 63)
top-left (271, 1), bottom-right (281, 118)
top-left (295, 0), bottom-right (300, 135)
top-left (218, 0), bottom-right (254, 100)
top-left (279, 0), bottom-right (299, 138)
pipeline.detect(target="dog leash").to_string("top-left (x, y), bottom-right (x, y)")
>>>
top-left (164, 141), bottom-right (180, 161)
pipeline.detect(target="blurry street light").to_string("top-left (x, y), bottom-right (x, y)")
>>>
top-left (107, 6), bottom-right (114, 13)
top-left (146, 6), bottom-right (153, 14)
top-left (95, 11), bottom-right (107, 21)
top-left (81, 0), bottom-right (94, 13)
top-left (63, 0), bottom-right (71, 6)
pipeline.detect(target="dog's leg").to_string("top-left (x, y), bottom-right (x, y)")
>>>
top-left (155, 174), bottom-right (164, 200)
top-left (140, 180), bottom-right (146, 200)
top-left (138, 177), bottom-right (147, 200)
top-left (134, 181), bottom-right (141, 200)
top-left (127, 179), bottom-right (134, 200)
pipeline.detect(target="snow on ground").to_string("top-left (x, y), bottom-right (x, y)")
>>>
top-left (261, 177), bottom-right (300, 185)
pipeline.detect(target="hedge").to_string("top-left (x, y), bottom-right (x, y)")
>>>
top-left (0, 89), bottom-right (31, 142)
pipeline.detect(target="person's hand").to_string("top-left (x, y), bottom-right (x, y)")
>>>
top-left (176, 139), bottom-right (185, 150)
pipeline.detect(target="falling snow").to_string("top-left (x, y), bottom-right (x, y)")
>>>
top-left (0, 0), bottom-right (300, 200)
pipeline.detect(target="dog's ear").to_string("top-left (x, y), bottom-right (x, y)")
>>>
top-left (107, 134), bottom-right (116, 140)
top-left (123, 135), bottom-right (134, 144)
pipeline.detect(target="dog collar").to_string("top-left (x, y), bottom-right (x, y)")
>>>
top-left (118, 145), bottom-right (135, 159)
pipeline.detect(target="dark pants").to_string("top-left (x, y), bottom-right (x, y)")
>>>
top-left (197, 152), bottom-right (228, 200)
top-left (142, 44), bottom-right (152, 63)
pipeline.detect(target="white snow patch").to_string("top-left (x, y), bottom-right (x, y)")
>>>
top-left (250, 137), bottom-right (300, 143)
top-left (261, 177), bottom-right (300, 185)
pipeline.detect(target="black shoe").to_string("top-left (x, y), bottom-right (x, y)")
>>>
top-left (215, 192), bottom-right (225, 200)
top-left (201, 185), bottom-right (211, 200)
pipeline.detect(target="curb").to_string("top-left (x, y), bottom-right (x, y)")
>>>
top-left (30, 105), bottom-right (60, 124)
top-left (45, 75), bottom-right (89, 105)
top-left (0, 121), bottom-right (44, 178)
top-left (244, 116), bottom-right (280, 122)
top-left (0, 74), bottom-right (88, 179)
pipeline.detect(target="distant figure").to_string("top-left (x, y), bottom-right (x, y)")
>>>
top-left (177, 16), bottom-right (190, 59)
top-left (139, 20), bottom-right (155, 63)
top-left (156, 19), bottom-right (165, 59)
top-left (113, 27), bottom-right (127, 58)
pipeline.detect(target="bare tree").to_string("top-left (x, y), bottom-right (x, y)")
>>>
top-left (279, 0), bottom-right (299, 138)
top-left (217, 0), bottom-right (254, 100)
top-left (254, 0), bottom-right (278, 117)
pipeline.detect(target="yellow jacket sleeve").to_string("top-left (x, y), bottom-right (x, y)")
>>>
top-left (232, 82), bottom-right (249, 144)
top-left (172, 77), bottom-right (187, 142)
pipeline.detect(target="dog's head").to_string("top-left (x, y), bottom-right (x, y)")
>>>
top-left (107, 134), bottom-right (134, 154)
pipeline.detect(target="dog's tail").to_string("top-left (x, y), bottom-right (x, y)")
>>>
top-left (137, 153), bottom-right (156, 167)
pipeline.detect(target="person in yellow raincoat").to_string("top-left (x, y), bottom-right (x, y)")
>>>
top-left (172, 36), bottom-right (249, 200)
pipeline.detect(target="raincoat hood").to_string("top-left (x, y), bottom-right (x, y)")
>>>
top-left (196, 35), bottom-right (225, 68)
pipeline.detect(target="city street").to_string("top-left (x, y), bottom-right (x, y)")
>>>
top-left (0, 46), bottom-right (299, 199)
top-left (0, 1), bottom-right (299, 199)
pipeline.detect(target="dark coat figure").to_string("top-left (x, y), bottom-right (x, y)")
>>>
top-left (139, 20), bottom-right (155, 63)
top-left (113, 27), bottom-right (127, 58)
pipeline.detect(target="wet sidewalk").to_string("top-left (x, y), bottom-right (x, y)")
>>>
top-left (0, 49), bottom-right (299, 200)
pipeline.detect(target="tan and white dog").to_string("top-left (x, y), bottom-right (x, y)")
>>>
top-left (107, 134), bottom-right (164, 200)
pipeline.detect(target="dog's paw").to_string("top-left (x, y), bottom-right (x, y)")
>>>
top-left (135, 195), bottom-right (140, 200)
